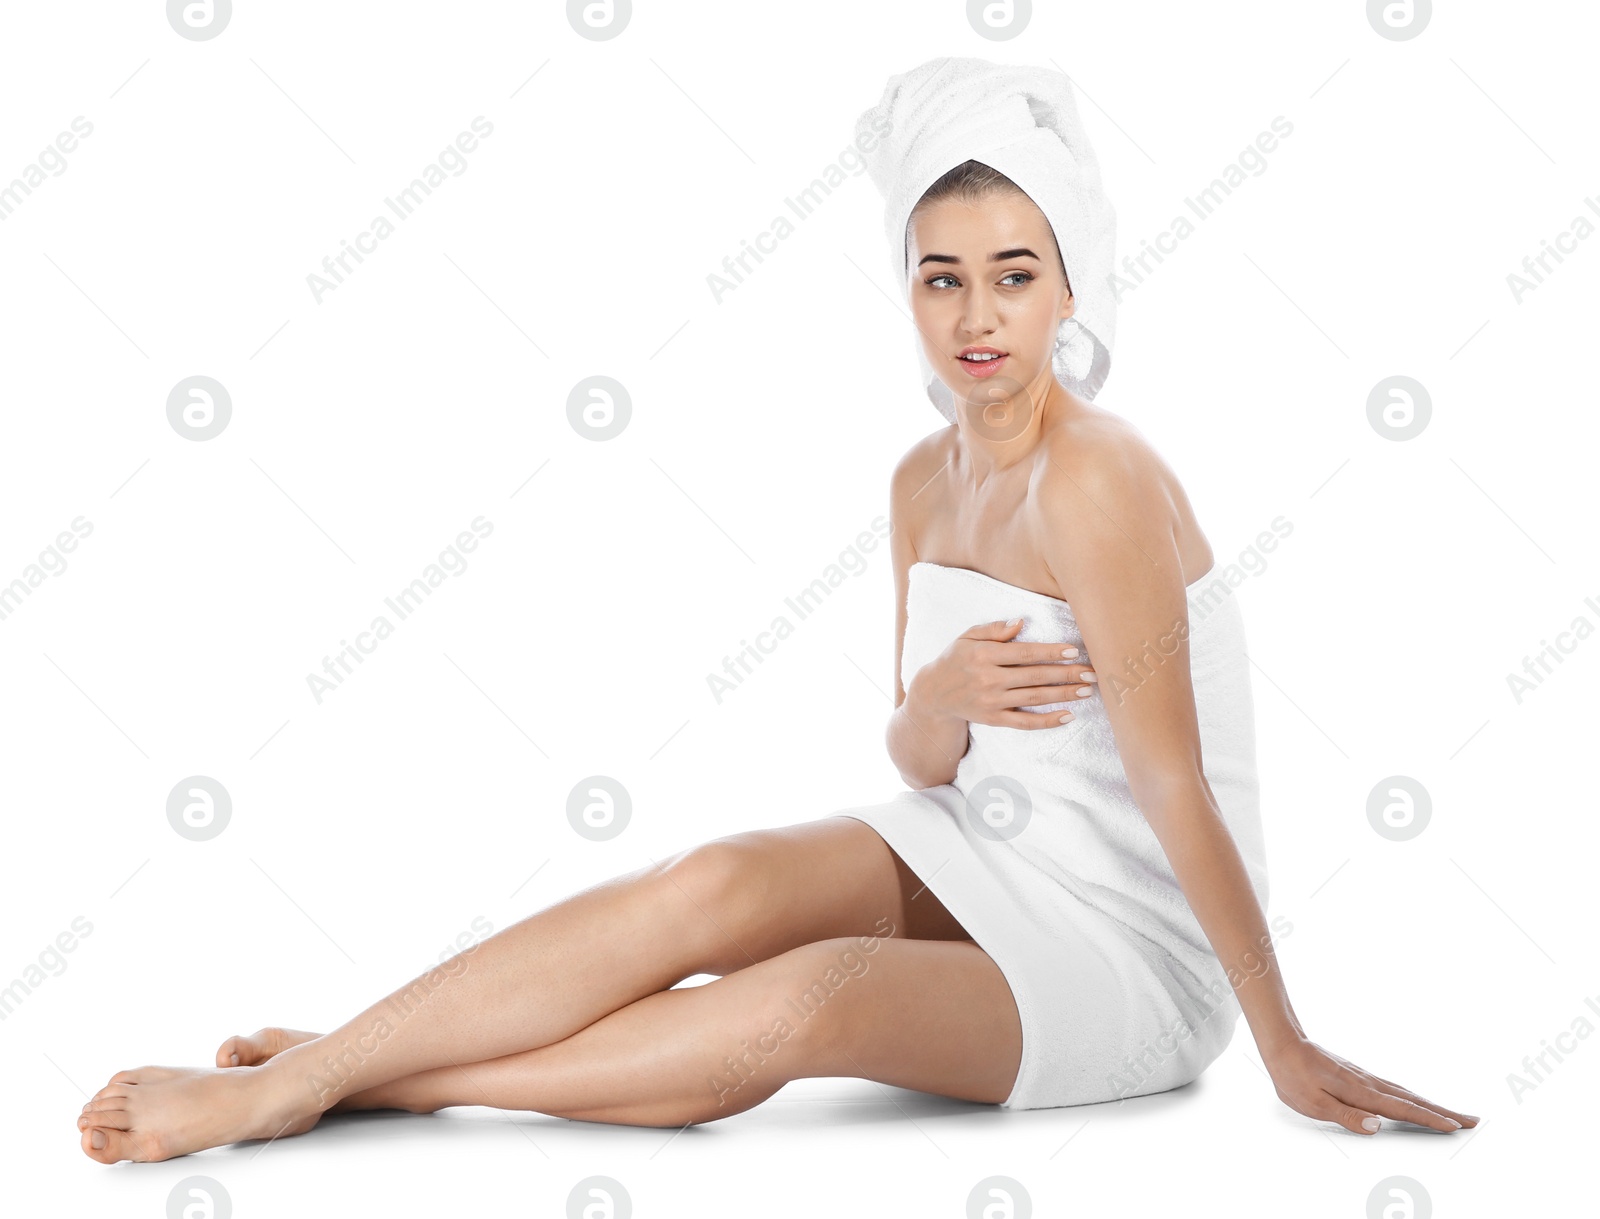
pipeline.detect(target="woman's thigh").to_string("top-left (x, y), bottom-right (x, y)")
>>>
top-left (671, 815), bottom-right (973, 977)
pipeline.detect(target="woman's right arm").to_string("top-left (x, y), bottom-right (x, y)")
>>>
top-left (884, 451), bottom-right (970, 789)
top-left (888, 686), bottom-right (969, 790)
top-left (882, 444), bottom-right (1102, 790)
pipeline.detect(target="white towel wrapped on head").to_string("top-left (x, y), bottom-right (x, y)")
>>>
top-left (855, 56), bottom-right (1118, 422)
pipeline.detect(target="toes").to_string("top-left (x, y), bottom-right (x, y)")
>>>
top-left (216, 1028), bottom-right (284, 1068)
top-left (80, 1127), bottom-right (109, 1161)
top-left (77, 1110), bottom-right (132, 1131)
top-left (89, 1085), bottom-right (129, 1103)
top-left (215, 1026), bottom-right (324, 1067)
top-left (81, 1126), bottom-right (152, 1164)
top-left (82, 1097), bottom-right (128, 1115)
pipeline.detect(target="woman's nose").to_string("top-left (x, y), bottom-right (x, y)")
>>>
top-left (960, 289), bottom-right (999, 335)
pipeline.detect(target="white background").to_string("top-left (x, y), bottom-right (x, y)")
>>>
top-left (2, 0), bottom-right (1593, 1214)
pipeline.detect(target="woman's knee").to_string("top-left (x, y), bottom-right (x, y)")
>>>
top-left (653, 836), bottom-right (776, 974)
top-left (651, 821), bottom-right (907, 976)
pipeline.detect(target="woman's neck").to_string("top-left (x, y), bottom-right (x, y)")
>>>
top-left (953, 375), bottom-right (1074, 480)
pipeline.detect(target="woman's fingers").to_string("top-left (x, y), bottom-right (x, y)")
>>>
top-left (1345, 1083), bottom-right (1463, 1133)
top-left (981, 638), bottom-right (1085, 665)
top-left (968, 618), bottom-right (1028, 640)
top-left (1324, 1097), bottom-right (1384, 1136)
top-left (1357, 1072), bottom-right (1480, 1126)
top-left (1002, 660), bottom-right (1096, 683)
top-left (992, 664), bottom-right (1098, 708)
top-left (1314, 1089), bottom-right (1442, 1138)
top-left (1331, 1057), bottom-right (1481, 1128)
top-left (959, 636), bottom-right (1098, 729)
top-left (1008, 683), bottom-right (1097, 708)
top-left (989, 708), bottom-right (1077, 730)
top-left (1270, 1042), bottom-right (1477, 1136)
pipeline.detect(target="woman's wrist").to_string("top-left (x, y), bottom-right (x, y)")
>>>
top-left (890, 678), bottom-right (969, 789)
top-left (1255, 1015), bottom-right (1309, 1066)
top-left (903, 673), bottom-right (959, 731)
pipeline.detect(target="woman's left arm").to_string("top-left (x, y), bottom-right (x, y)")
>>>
top-left (1035, 427), bottom-right (1478, 1135)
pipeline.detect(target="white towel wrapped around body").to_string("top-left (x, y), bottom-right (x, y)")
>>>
top-left (834, 561), bottom-right (1270, 1110)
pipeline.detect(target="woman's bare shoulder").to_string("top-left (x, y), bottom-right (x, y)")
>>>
top-left (1032, 404), bottom-right (1212, 575)
top-left (1036, 404), bottom-right (1176, 496)
top-left (890, 424), bottom-right (958, 499)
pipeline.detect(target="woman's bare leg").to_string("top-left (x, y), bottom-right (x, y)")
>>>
top-left (78, 816), bottom-right (980, 1161)
top-left (87, 936), bottom-right (1022, 1132)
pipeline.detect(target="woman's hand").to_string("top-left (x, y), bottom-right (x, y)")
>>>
top-left (909, 617), bottom-right (1097, 730)
top-left (1263, 1036), bottom-right (1480, 1135)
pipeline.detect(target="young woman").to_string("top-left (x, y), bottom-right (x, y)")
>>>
top-left (77, 73), bottom-right (1477, 1166)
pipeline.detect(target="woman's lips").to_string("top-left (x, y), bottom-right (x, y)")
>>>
top-left (957, 353), bottom-right (1008, 378)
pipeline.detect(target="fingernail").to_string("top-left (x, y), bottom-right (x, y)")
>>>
top-left (1061, 646), bottom-right (1078, 658)
top-left (91, 1130), bottom-right (106, 1149)
top-left (1076, 687), bottom-right (1094, 697)
top-left (1446, 1118), bottom-right (1462, 1129)
top-left (1361, 1117), bottom-right (1380, 1132)
top-left (1080, 671), bottom-right (1098, 682)
top-left (1058, 713), bottom-right (1074, 723)
top-left (1007, 617), bottom-right (1021, 626)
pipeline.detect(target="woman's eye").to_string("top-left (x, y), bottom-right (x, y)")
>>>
top-left (926, 271), bottom-right (1032, 289)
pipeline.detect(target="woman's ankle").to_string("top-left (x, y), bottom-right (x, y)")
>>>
top-left (257, 1036), bottom-right (350, 1115)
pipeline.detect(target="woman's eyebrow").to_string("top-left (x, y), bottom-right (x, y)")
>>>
top-left (916, 247), bottom-right (1041, 267)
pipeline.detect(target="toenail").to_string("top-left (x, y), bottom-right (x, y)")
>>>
top-left (90, 1130), bottom-right (106, 1149)
top-left (230, 1053), bottom-right (239, 1065)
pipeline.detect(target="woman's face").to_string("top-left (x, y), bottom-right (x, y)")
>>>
top-left (905, 190), bottom-right (1074, 408)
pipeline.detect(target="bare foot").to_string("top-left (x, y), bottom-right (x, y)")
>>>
top-left (77, 1030), bottom-right (323, 1148)
top-left (77, 1064), bottom-right (318, 1164)
top-left (214, 1026), bottom-right (321, 1068)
